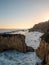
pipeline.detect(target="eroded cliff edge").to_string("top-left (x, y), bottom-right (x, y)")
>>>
top-left (36, 32), bottom-right (49, 65)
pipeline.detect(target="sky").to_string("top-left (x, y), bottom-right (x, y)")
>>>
top-left (0, 0), bottom-right (49, 29)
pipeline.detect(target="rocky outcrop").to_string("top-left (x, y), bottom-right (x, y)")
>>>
top-left (0, 33), bottom-right (34, 52)
top-left (26, 46), bottom-right (34, 52)
top-left (36, 32), bottom-right (49, 64)
top-left (29, 20), bottom-right (49, 33)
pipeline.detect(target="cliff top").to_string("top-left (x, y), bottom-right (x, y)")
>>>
top-left (0, 33), bottom-right (25, 38)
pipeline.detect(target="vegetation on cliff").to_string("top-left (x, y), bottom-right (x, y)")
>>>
top-left (41, 32), bottom-right (49, 43)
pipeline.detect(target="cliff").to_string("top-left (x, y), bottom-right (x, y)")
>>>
top-left (36, 32), bottom-right (49, 65)
top-left (29, 20), bottom-right (49, 33)
top-left (0, 33), bottom-right (34, 52)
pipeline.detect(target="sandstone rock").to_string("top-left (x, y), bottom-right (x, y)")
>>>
top-left (36, 32), bottom-right (49, 64)
top-left (0, 33), bottom-right (34, 52)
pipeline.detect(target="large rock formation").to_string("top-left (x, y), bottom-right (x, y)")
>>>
top-left (36, 32), bottom-right (49, 64)
top-left (29, 20), bottom-right (49, 33)
top-left (0, 33), bottom-right (34, 52)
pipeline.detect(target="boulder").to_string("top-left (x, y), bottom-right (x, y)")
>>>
top-left (26, 46), bottom-right (34, 52)
top-left (0, 33), bottom-right (34, 52)
top-left (36, 32), bottom-right (49, 64)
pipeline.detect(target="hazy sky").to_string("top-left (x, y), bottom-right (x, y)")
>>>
top-left (0, 0), bottom-right (49, 29)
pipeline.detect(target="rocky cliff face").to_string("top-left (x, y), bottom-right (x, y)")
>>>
top-left (29, 20), bottom-right (49, 33)
top-left (0, 34), bottom-right (34, 52)
top-left (36, 32), bottom-right (49, 64)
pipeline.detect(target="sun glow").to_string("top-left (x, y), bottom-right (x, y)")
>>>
top-left (45, 17), bottom-right (49, 21)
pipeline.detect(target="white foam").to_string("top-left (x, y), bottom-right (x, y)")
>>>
top-left (25, 31), bottom-right (43, 49)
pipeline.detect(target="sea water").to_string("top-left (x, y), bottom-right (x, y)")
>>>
top-left (0, 29), bottom-right (43, 65)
